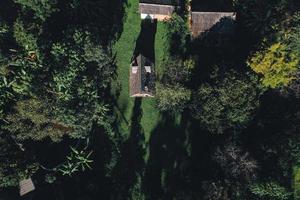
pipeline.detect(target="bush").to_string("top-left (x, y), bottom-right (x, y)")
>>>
top-left (248, 42), bottom-right (298, 89)
top-left (156, 83), bottom-right (191, 113)
top-left (191, 71), bottom-right (260, 134)
top-left (250, 181), bottom-right (291, 200)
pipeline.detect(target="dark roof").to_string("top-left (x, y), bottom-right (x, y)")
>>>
top-left (191, 12), bottom-right (236, 37)
top-left (140, 0), bottom-right (180, 5)
top-left (191, 0), bottom-right (234, 12)
top-left (139, 3), bottom-right (175, 15)
top-left (130, 55), bottom-right (155, 97)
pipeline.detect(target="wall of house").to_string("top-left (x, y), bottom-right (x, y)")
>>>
top-left (140, 13), bottom-right (171, 21)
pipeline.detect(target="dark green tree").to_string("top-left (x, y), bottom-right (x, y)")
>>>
top-left (191, 71), bottom-right (261, 134)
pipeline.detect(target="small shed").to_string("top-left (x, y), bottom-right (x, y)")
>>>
top-left (19, 178), bottom-right (35, 196)
top-left (130, 54), bottom-right (155, 97)
top-left (139, 0), bottom-right (180, 21)
top-left (190, 12), bottom-right (236, 37)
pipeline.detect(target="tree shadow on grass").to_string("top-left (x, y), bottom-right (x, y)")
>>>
top-left (110, 98), bottom-right (146, 199)
top-left (133, 19), bottom-right (157, 63)
top-left (111, 19), bottom-right (158, 131)
top-left (143, 110), bottom-right (229, 199)
top-left (189, 17), bottom-right (248, 89)
top-left (39, 0), bottom-right (126, 45)
top-left (144, 112), bottom-right (192, 199)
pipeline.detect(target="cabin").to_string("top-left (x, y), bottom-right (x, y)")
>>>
top-left (139, 0), bottom-right (180, 21)
top-left (189, 0), bottom-right (236, 38)
top-left (190, 12), bottom-right (236, 37)
top-left (130, 54), bottom-right (155, 97)
top-left (19, 178), bottom-right (35, 196)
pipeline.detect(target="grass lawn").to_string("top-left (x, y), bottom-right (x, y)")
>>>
top-left (293, 166), bottom-right (300, 199)
top-left (112, 0), bottom-right (168, 148)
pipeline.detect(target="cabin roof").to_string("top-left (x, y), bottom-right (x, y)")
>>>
top-left (140, 0), bottom-right (180, 5)
top-left (139, 3), bottom-right (176, 15)
top-left (19, 178), bottom-right (35, 196)
top-left (190, 12), bottom-right (236, 37)
top-left (191, 0), bottom-right (234, 12)
top-left (130, 54), bottom-right (155, 97)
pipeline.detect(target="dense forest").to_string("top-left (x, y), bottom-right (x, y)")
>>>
top-left (0, 0), bottom-right (300, 199)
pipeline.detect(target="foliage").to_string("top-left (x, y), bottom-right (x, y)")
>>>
top-left (59, 147), bottom-right (93, 177)
top-left (45, 173), bottom-right (56, 184)
top-left (236, 0), bottom-right (292, 36)
top-left (0, 0), bottom-right (119, 193)
top-left (249, 181), bottom-right (291, 200)
top-left (13, 19), bottom-right (38, 52)
top-left (49, 29), bottom-right (115, 138)
top-left (213, 141), bottom-right (258, 182)
top-left (201, 181), bottom-right (229, 200)
top-left (161, 56), bottom-right (195, 84)
top-left (0, 0), bottom-right (300, 199)
top-left (294, 166), bottom-right (300, 200)
top-left (191, 71), bottom-right (261, 134)
top-left (0, 20), bottom-right (9, 38)
top-left (14, 0), bottom-right (57, 21)
top-left (156, 83), bottom-right (191, 113)
top-left (128, 174), bottom-right (145, 200)
top-left (284, 12), bottom-right (300, 96)
top-left (0, 134), bottom-right (39, 187)
top-left (286, 12), bottom-right (300, 58)
top-left (4, 98), bottom-right (72, 142)
top-left (165, 13), bottom-right (190, 56)
top-left (248, 42), bottom-right (298, 88)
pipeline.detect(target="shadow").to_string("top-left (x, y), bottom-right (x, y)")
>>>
top-left (109, 98), bottom-right (146, 199)
top-left (144, 112), bottom-right (191, 199)
top-left (189, 17), bottom-right (239, 88)
top-left (133, 19), bottom-right (157, 63)
top-left (47, 98), bottom-right (143, 200)
top-left (39, 0), bottom-right (126, 45)
top-left (191, 0), bottom-right (234, 12)
top-left (0, 0), bottom-right (19, 25)
top-left (241, 90), bottom-right (300, 183)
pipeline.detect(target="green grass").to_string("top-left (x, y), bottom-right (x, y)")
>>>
top-left (293, 166), bottom-right (300, 199)
top-left (112, 0), bottom-right (168, 145)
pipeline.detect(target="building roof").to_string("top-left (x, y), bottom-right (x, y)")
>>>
top-left (191, 0), bottom-right (234, 12)
top-left (130, 54), bottom-right (155, 97)
top-left (19, 178), bottom-right (35, 196)
top-left (139, 3), bottom-right (176, 15)
top-left (190, 12), bottom-right (236, 37)
top-left (140, 0), bottom-right (180, 5)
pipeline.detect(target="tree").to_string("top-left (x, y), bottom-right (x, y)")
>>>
top-left (166, 13), bottom-right (190, 56)
top-left (14, 0), bottom-right (58, 21)
top-left (0, 133), bottom-right (39, 188)
top-left (50, 29), bottom-right (115, 138)
top-left (59, 147), bottom-right (93, 177)
top-left (13, 19), bottom-right (38, 53)
top-left (191, 71), bottom-right (261, 134)
top-left (161, 57), bottom-right (195, 85)
top-left (201, 181), bottom-right (229, 200)
top-left (4, 98), bottom-right (72, 142)
top-left (236, 0), bottom-right (292, 36)
top-left (249, 182), bottom-right (291, 200)
top-left (213, 141), bottom-right (258, 182)
top-left (248, 42), bottom-right (298, 89)
top-left (284, 12), bottom-right (300, 97)
top-left (156, 83), bottom-right (191, 113)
